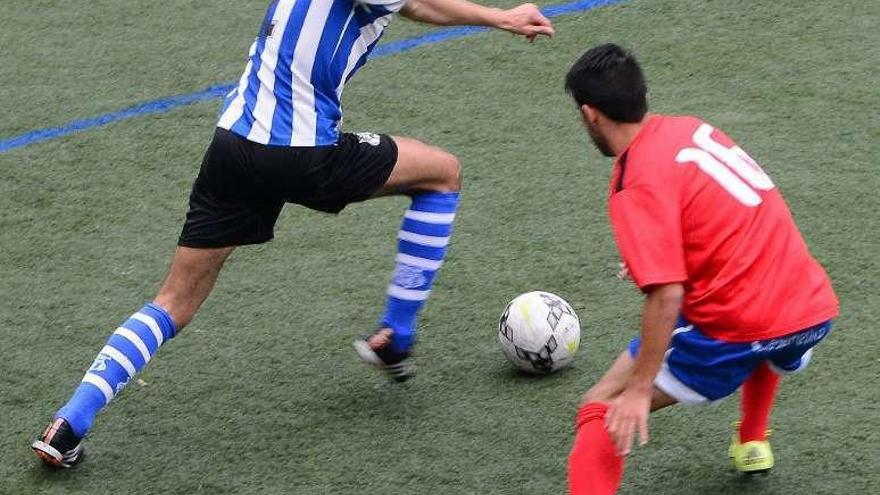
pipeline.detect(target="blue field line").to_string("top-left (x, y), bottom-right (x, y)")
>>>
top-left (0, 0), bottom-right (623, 154)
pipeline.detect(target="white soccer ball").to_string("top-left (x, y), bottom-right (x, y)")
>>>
top-left (498, 291), bottom-right (581, 373)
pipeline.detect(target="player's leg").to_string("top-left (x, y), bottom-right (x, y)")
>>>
top-left (569, 350), bottom-right (677, 495)
top-left (729, 361), bottom-right (780, 473)
top-left (355, 136), bottom-right (461, 380)
top-left (32, 246), bottom-right (233, 467)
top-left (374, 136), bottom-right (462, 195)
top-left (59, 246), bottom-right (233, 432)
top-left (33, 128), bottom-right (282, 467)
top-left (569, 322), bottom-right (764, 494)
top-left (580, 351), bottom-right (641, 405)
top-left (730, 320), bottom-right (831, 474)
top-left (739, 362), bottom-right (780, 443)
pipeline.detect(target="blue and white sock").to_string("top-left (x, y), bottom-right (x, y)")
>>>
top-left (380, 191), bottom-right (459, 353)
top-left (56, 303), bottom-right (176, 437)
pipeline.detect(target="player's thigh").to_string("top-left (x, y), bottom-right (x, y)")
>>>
top-left (651, 387), bottom-right (677, 411)
top-left (376, 136), bottom-right (461, 195)
top-left (180, 128), bottom-right (286, 246)
top-left (581, 351), bottom-right (635, 405)
top-left (580, 350), bottom-right (678, 410)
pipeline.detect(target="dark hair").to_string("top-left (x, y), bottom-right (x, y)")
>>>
top-left (565, 43), bottom-right (647, 123)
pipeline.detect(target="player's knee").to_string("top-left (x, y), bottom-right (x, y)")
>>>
top-left (429, 152), bottom-right (462, 192)
top-left (581, 385), bottom-right (615, 405)
top-left (447, 154), bottom-right (462, 191)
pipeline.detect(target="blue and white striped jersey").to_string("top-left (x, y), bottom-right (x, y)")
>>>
top-left (218, 0), bottom-right (406, 147)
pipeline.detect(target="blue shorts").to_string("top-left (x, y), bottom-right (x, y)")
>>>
top-left (628, 318), bottom-right (832, 405)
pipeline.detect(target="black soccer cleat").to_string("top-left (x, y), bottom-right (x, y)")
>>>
top-left (354, 329), bottom-right (414, 382)
top-left (32, 418), bottom-right (84, 468)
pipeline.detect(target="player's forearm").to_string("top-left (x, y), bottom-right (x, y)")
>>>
top-left (400, 0), bottom-right (504, 28)
top-left (628, 283), bottom-right (683, 392)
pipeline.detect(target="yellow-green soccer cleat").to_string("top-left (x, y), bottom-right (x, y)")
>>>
top-left (729, 423), bottom-right (774, 474)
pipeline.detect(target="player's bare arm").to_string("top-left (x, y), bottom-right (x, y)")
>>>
top-left (605, 282), bottom-right (682, 456)
top-left (567, 45), bottom-right (838, 494)
top-left (401, 0), bottom-right (554, 41)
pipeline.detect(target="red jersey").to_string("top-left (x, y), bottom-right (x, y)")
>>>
top-left (608, 115), bottom-right (838, 342)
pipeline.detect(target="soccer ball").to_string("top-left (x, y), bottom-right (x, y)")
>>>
top-left (498, 291), bottom-right (581, 373)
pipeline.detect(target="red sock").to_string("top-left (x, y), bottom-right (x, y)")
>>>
top-left (739, 362), bottom-right (781, 443)
top-left (568, 402), bottom-right (625, 495)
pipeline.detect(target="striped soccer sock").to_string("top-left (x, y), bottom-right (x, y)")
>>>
top-left (380, 191), bottom-right (459, 353)
top-left (56, 303), bottom-right (176, 438)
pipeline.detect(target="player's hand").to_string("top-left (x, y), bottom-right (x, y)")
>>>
top-left (617, 261), bottom-right (630, 281)
top-left (605, 386), bottom-right (652, 456)
top-left (498, 3), bottom-right (555, 42)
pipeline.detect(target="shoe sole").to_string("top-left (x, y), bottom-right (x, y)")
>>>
top-left (735, 457), bottom-right (774, 475)
top-left (32, 440), bottom-right (83, 469)
top-left (729, 427), bottom-right (774, 475)
top-left (353, 340), bottom-right (414, 382)
top-left (354, 340), bottom-right (384, 366)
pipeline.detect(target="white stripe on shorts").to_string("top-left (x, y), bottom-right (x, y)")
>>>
top-left (767, 347), bottom-right (814, 375)
top-left (653, 350), bottom-right (711, 406)
top-left (672, 324), bottom-right (694, 337)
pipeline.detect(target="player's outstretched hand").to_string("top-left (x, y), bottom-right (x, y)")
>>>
top-left (605, 387), bottom-right (652, 456)
top-left (498, 3), bottom-right (555, 42)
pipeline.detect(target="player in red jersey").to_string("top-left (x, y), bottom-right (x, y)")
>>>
top-left (563, 44), bottom-right (839, 494)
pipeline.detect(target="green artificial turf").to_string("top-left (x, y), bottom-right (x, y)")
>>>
top-left (1, 0), bottom-right (878, 493)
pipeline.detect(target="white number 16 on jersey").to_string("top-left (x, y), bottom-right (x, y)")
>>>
top-left (676, 123), bottom-right (774, 206)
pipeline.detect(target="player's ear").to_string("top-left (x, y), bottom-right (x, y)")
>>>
top-left (581, 104), bottom-right (599, 125)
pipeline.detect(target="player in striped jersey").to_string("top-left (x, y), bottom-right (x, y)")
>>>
top-left (32, 0), bottom-right (554, 467)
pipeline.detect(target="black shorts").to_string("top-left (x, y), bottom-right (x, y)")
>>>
top-left (178, 128), bottom-right (398, 248)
